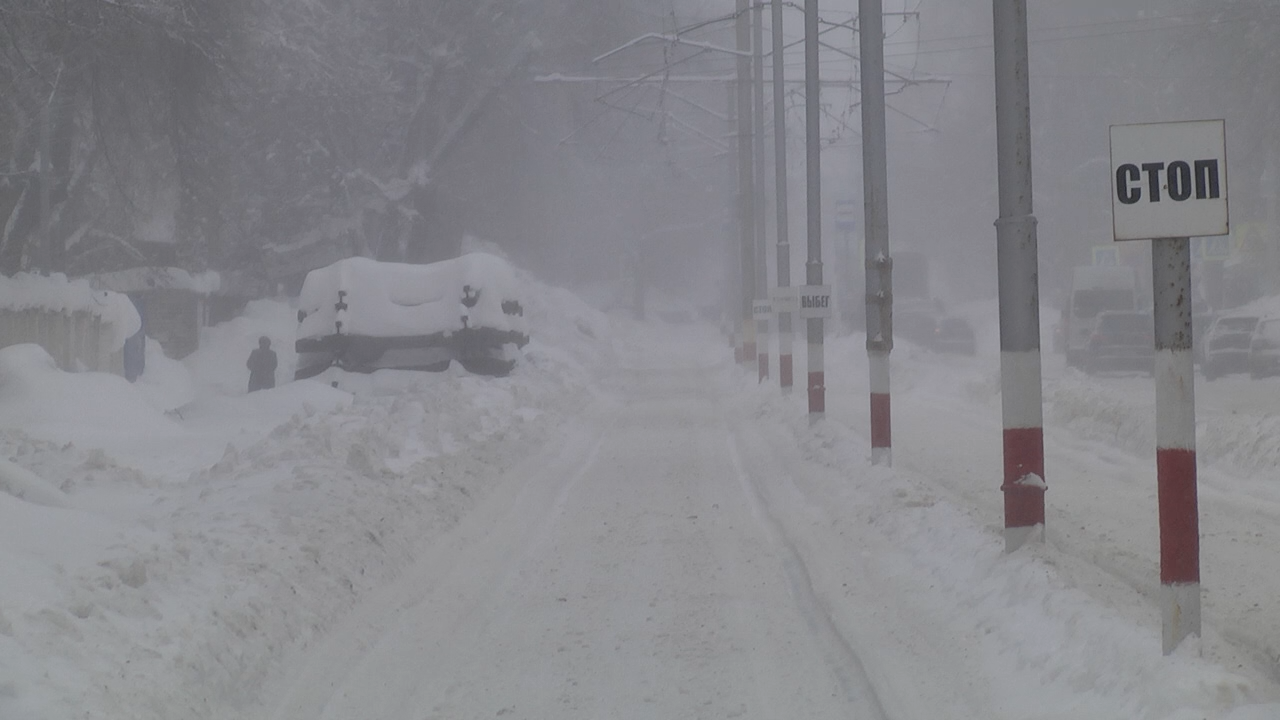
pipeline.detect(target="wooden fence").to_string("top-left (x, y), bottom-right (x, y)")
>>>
top-left (0, 308), bottom-right (125, 375)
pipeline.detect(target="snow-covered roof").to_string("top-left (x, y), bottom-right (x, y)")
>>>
top-left (297, 253), bottom-right (528, 340)
top-left (0, 272), bottom-right (141, 349)
top-left (87, 266), bottom-right (221, 295)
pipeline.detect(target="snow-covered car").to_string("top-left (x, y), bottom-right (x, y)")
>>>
top-left (1083, 310), bottom-right (1153, 375)
top-left (1202, 313), bottom-right (1260, 380)
top-left (294, 253), bottom-right (529, 379)
top-left (1248, 317), bottom-right (1280, 379)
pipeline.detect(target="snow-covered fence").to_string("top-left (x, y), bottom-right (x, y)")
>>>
top-left (0, 273), bottom-right (140, 375)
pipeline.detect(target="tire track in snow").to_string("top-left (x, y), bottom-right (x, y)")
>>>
top-left (257, 413), bottom-right (613, 720)
top-left (725, 430), bottom-right (892, 720)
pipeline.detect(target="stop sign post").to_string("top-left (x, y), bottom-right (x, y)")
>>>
top-left (1110, 119), bottom-right (1227, 655)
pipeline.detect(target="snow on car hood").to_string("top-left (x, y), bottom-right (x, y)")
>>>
top-left (296, 253), bottom-right (528, 341)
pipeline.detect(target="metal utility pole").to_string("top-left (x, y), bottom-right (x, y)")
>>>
top-left (753, 0), bottom-right (770, 382)
top-left (992, 0), bottom-right (1045, 551)
top-left (772, 0), bottom-right (793, 393)
top-left (728, 83), bottom-right (743, 361)
top-left (736, 0), bottom-right (757, 366)
top-left (804, 0), bottom-right (824, 421)
top-left (860, 0), bottom-right (892, 466)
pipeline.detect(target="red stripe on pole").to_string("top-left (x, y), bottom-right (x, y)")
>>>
top-left (870, 392), bottom-right (891, 449)
top-left (780, 354), bottom-right (793, 389)
top-left (1001, 426), bottom-right (1045, 528)
top-left (758, 353), bottom-right (769, 382)
top-left (1157, 447), bottom-right (1200, 585)
top-left (807, 371), bottom-right (824, 413)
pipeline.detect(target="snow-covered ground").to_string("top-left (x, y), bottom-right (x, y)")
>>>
top-left (3, 273), bottom-right (1280, 719)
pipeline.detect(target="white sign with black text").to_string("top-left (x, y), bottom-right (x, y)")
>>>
top-left (770, 286), bottom-right (799, 315)
top-left (798, 285), bottom-right (832, 319)
top-left (1109, 119), bottom-right (1228, 241)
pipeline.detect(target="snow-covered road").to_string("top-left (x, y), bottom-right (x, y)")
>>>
top-left (7, 290), bottom-right (1280, 720)
top-left (259, 366), bottom-right (905, 719)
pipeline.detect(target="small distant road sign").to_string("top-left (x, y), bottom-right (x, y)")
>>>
top-left (1191, 236), bottom-right (1231, 262)
top-left (834, 201), bottom-right (858, 233)
top-left (1092, 246), bottom-right (1119, 266)
top-left (1202, 235), bottom-right (1231, 260)
top-left (1110, 119), bottom-right (1228, 241)
top-left (770, 286), bottom-right (799, 314)
top-left (753, 299), bottom-right (773, 320)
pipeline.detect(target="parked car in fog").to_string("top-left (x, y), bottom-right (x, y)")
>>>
top-left (895, 298), bottom-right (943, 348)
top-left (1202, 313), bottom-right (1260, 380)
top-left (932, 316), bottom-right (976, 356)
top-left (1249, 317), bottom-right (1280, 379)
top-left (1084, 310), bottom-right (1153, 375)
top-left (1063, 265), bottom-right (1140, 369)
top-left (294, 253), bottom-right (529, 380)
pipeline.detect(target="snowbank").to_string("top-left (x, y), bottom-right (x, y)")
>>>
top-left (0, 344), bottom-right (180, 443)
top-left (733, 363), bottom-right (1280, 720)
top-left (0, 261), bottom-right (613, 720)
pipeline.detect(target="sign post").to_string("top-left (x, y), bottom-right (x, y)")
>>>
top-left (1110, 118), bottom-right (1228, 655)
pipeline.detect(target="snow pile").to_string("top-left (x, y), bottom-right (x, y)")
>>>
top-left (0, 272), bottom-right (140, 350)
top-left (0, 344), bottom-right (181, 445)
top-left (185, 299), bottom-right (301, 397)
top-left (733, 370), bottom-right (1280, 720)
top-left (1043, 367), bottom-right (1155, 456)
top-left (0, 262), bottom-right (613, 720)
top-left (296, 253), bottom-right (527, 341)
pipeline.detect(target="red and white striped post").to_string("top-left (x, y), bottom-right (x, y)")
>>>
top-left (771, 0), bottom-right (793, 395)
top-left (735, 0), bottom-right (757, 370)
top-left (753, 0), bottom-right (770, 385)
top-left (993, 0), bottom-right (1045, 550)
top-left (779, 310), bottom-right (794, 393)
top-left (861, 0), bottom-right (892, 465)
top-left (1152, 236), bottom-right (1200, 655)
top-left (803, 0), bottom-right (823, 422)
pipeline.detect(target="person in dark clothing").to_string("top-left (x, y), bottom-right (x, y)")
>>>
top-left (247, 336), bottom-right (278, 392)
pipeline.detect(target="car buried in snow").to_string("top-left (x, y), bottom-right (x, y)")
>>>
top-left (293, 253), bottom-right (529, 380)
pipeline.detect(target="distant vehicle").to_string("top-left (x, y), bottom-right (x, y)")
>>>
top-left (1201, 313), bottom-right (1260, 380)
top-left (1249, 317), bottom-right (1280, 379)
top-left (895, 297), bottom-right (944, 348)
top-left (1084, 310), bottom-right (1153, 375)
top-left (1063, 266), bottom-right (1140, 369)
top-left (932, 316), bottom-right (976, 356)
top-left (294, 253), bottom-right (529, 380)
